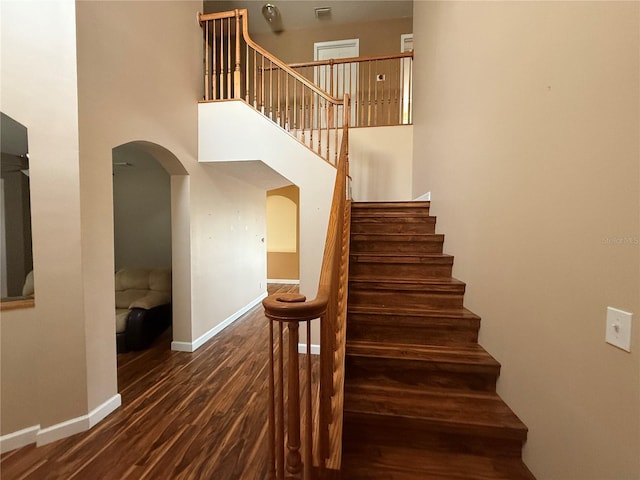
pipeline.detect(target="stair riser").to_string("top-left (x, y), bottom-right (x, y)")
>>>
top-left (351, 221), bottom-right (436, 235)
top-left (350, 239), bottom-right (444, 254)
top-left (346, 357), bottom-right (498, 392)
top-left (352, 207), bottom-right (430, 216)
top-left (349, 261), bottom-right (453, 279)
top-left (352, 202), bottom-right (430, 215)
top-left (347, 321), bottom-right (479, 346)
top-left (342, 418), bottom-right (525, 458)
top-left (348, 290), bottom-right (464, 309)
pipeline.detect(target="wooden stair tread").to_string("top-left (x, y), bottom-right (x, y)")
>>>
top-left (344, 384), bottom-right (528, 440)
top-left (348, 304), bottom-right (480, 321)
top-left (352, 215), bottom-right (435, 222)
top-left (349, 277), bottom-right (466, 292)
top-left (350, 253), bottom-right (454, 264)
top-left (346, 340), bottom-right (500, 369)
top-left (351, 232), bottom-right (444, 241)
top-left (342, 444), bottom-right (536, 480)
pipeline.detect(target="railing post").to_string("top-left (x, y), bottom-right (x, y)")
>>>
top-left (286, 322), bottom-right (303, 479)
top-left (234, 10), bottom-right (241, 99)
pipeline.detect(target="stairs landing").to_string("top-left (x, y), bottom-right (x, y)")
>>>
top-left (341, 201), bottom-right (535, 479)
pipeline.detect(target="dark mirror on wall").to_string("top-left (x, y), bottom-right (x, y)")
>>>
top-left (1, 112), bottom-right (34, 302)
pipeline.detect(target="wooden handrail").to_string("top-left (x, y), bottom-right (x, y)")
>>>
top-left (287, 51), bottom-right (413, 69)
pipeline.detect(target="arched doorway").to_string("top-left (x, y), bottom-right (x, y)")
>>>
top-left (111, 141), bottom-right (190, 359)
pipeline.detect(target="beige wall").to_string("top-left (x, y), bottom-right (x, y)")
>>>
top-left (350, 126), bottom-right (413, 201)
top-left (413, 2), bottom-right (640, 478)
top-left (251, 17), bottom-right (413, 63)
top-left (1, 0), bottom-right (89, 436)
top-left (2, 0), bottom-right (272, 448)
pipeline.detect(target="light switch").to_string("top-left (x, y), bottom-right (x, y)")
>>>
top-left (605, 307), bottom-right (632, 352)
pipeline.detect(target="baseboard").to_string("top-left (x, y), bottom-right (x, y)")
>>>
top-left (171, 292), bottom-right (268, 353)
top-left (267, 279), bottom-right (300, 284)
top-left (298, 343), bottom-right (320, 355)
top-left (88, 394), bottom-right (122, 429)
top-left (0, 394), bottom-right (121, 453)
top-left (0, 425), bottom-right (39, 454)
top-left (36, 394), bottom-right (122, 447)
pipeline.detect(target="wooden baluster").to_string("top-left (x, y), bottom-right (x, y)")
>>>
top-left (277, 67), bottom-right (281, 125)
top-left (204, 21), bottom-right (209, 100)
top-left (304, 322), bottom-right (312, 480)
top-left (219, 18), bottom-right (225, 98)
top-left (211, 20), bottom-right (218, 100)
top-left (286, 322), bottom-right (303, 479)
top-left (285, 75), bottom-right (290, 131)
top-left (374, 59), bottom-right (378, 127)
top-left (301, 84), bottom-right (305, 143)
top-left (269, 59), bottom-right (273, 120)
top-left (277, 322), bottom-right (285, 479)
top-left (227, 18), bottom-right (232, 99)
top-left (268, 321), bottom-right (277, 480)
top-left (253, 48), bottom-right (258, 108)
top-left (327, 103), bottom-right (332, 161)
top-left (234, 10), bottom-right (241, 99)
top-left (261, 55), bottom-right (265, 114)
top-left (309, 89), bottom-right (314, 149)
top-left (246, 42), bottom-right (250, 103)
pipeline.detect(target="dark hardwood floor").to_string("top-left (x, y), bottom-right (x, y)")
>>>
top-left (1, 284), bottom-right (297, 480)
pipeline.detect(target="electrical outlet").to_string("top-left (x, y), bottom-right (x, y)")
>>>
top-left (605, 307), bottom-right (632, 352)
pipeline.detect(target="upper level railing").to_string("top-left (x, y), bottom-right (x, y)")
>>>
top-left (199, 9), bottom-right (347, 165)
top-left (288, 52), bottom-right (413, 127)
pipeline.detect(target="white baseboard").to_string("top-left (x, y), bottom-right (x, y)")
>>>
top-left (36, 394), bottom-right (121, 447)
top-left (1, 394), bottom-right (121, 453)
top-left (413, 191), bottom-right (431, 201)
top-left (88, 394), bottom-right (122, 429)
top-left (298, 343), bottom-right (320, 355)
top-left (0, 425), bottom-right (39, 454)
top-left (171, 292), bottom-right (268, 353)
top-left (267, 279), bottom-right (300, 284)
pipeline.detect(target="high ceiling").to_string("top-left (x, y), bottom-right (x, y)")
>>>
top-left (205, 1), bottom-right (413, 35)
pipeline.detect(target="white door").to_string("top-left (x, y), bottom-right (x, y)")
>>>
top-left (314, 39), bottom-right (359, 126)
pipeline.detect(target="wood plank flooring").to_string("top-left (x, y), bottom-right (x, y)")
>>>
top-left (0, 284), bottom-right (297, 480)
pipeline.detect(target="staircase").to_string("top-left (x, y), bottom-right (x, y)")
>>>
top-left (341, 201), bottom-right (535, 479)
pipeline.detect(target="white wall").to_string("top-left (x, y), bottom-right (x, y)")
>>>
top-left (112, 145), bottom-right (171, 271)
top-left (350, 125), bottom-right (413, 201)
top-left (412, 2), bottom-right (640, 478)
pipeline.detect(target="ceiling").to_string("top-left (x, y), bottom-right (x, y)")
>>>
top-left (205, 0), bottom-right (413, 35)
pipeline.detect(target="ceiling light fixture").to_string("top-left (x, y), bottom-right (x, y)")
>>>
top-left (262, 3), bottom-right (279, 23)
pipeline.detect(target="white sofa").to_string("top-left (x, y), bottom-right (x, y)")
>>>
top-left (115, 267), bottom-right (171, 353)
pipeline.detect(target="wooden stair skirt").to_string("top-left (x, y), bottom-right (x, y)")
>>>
top-left (341, 201), bottom-right (536, 480)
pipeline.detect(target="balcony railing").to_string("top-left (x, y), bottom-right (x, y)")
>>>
top-left (288, 52), bottom-right (413, 127)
